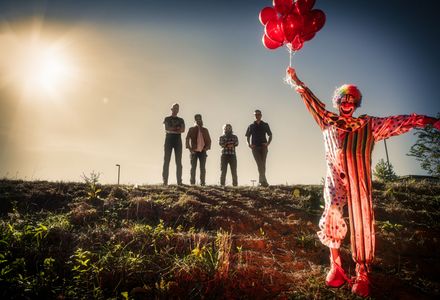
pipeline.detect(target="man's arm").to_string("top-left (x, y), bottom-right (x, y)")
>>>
top-left (219, 135), bottom-right (226, 148)
top-left (246, 135), bottom-right (254, 148)
top-left (265, 124), bottom-right (272, 146)
top-left (164, 117), bottom-right (185, 134)
top-left (225, 136), bottom-right (239, 149)
top-left (185, 128), bottom-right (192, 149)
top-left (266, 134), bottom-right (272, 146)
top-left (163, 117), bottom-right (171, 132)
top-left (179, 120), bottom-right (185, 133)
top-left (204, 128), bottom-right (211, 151)
top-left (245, 126), bottom-right (254, 148)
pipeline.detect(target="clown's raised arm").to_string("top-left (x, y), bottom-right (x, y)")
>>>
top-left (372, 114), bottom-right (439, 142)
top-left (286, 67), bottom-right (440, 133)
top-left (286, 67), bottom-right (339, 130)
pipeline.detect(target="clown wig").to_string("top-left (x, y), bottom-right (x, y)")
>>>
top-left (332, 84), bottom-right (362, 109)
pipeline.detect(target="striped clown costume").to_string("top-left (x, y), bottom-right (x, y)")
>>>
top-left (287, 67), bottom-right (439, 297)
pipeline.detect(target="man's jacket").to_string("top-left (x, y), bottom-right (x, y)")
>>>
top-left (185, 126), bottom-right (212, 152)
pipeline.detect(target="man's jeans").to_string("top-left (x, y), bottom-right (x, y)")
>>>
top-left (190, 151), bottom-right (207, 185)
top-left (252, 146), bottom-right (268, 185)
top-left (220, 154), bottom-right (237, 186)
top-left (162, 134), bottom-right (182, 185)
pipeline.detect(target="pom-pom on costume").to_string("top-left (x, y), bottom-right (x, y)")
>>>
top-left (287, 67), bottom-right (439, 297)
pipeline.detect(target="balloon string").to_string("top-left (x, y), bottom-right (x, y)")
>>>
top-left (289, 48), bottom-right (292, 67)
top-left (285, 47), bottom-right (296, 88)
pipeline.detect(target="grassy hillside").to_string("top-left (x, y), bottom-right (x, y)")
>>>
top-left (0, 178), bottom-right (439, 299)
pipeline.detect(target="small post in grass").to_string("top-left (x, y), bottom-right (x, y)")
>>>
top-left (116, 164), bottom-right (120, 185)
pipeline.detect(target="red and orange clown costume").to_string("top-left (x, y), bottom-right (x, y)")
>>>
top-left (286, 67), bottom-right (440, 297)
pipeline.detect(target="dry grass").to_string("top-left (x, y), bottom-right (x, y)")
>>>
top-left (0, 179), bottom-right (439, 299)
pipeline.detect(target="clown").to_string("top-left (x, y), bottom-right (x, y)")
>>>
top-left (286, 67), bottom-right (440, 297)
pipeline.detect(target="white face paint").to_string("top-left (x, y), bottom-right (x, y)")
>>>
top-left (338, 95), bottom-right (356, 117)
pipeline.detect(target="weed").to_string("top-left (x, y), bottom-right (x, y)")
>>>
top-left (45, 213), bottom-right (72, 231)
top-left (33, 223), bottom-right (48, 247)
top-left (236, 245), bottom-right (243, 267)
top-left (82, 171), bottom-right (103, 201)
top-left (295, 232), bottom-right (316, 249)
top-left (215, 229), bottom-right (232, 280)
top-left (121, 291), bottom-right (129, 300)
top-left (377, 220), bottom-right (403, 232)
top-left (383, 186), bottom-right (396, 199)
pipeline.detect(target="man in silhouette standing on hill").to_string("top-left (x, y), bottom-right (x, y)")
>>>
top-left (186, 114), bottom-right (211, 186)
top-left (162, 103), bottom-right (185, 186)
top-left (246, 109), bottom-right (272, 187)
top-left (219, 123), bottom-right (239, 186)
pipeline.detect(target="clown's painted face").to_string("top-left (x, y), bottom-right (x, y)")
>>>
top-left (338, 94), bottom-right (357, 117)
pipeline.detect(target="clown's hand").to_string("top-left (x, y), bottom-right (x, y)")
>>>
top-left (420, 117), bottom-right (440, 130)
top-left (420, 116), bottom-right (440, 129)
top-left (286, 67), bottom-right (304, 88)
top-left (434, 119), bottom-right (440, 131)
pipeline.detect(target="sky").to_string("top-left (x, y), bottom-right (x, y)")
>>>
top-left (0, 0), bottom-right (439, 185)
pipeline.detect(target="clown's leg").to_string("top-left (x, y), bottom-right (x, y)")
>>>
top-left (347, 190), bottom-right (375, 297)
top-left (325, 247), bottom-right (349, 288)
top-left (318, 177), bottom-right (349, 287)
top-left (352, 263), bottom-right (370, 297)
top-left (330, 248), bottom-right (341, 266)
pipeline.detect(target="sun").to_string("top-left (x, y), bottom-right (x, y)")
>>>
top-left (14, 40), bottom-right (75, 97)
top-left (1, 22), bottom-right (78, 100)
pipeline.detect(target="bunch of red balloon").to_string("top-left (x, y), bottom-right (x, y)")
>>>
top-left (260, 0), bottom-right (326, 51)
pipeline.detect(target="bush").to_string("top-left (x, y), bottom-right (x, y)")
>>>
top-left (374, 159), bottom-right (398, 182)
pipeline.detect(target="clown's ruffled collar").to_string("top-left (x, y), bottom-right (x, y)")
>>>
top-left (323, 112), bottom-right (370, 132)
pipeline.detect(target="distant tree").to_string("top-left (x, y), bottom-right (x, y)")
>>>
top-left (407, 114), bottom-right (440, 177)
top-left (373, 159), bottom-right (398, 182)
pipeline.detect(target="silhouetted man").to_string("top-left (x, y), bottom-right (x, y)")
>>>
top-left (186, 114), bottom-right (211, 185)
top-left (246, 109), bottom-right (272, 187)
top-left (162, 103), bottom-right (185, 185)
top-left (219, 123), bottom-right (239, 186)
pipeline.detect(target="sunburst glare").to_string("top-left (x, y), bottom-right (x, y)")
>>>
top-left (2, 22), bottom-right (78, 100)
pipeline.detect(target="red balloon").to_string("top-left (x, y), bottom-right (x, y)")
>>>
top-left (273, 0), bottom-right (293, 16)
top-left (282, 13), bottom-right (303, 42)
top-left (301, 31), bottom-right (316, 41)
top-left (295, 0), bottom-right (316, 14)
top-left (259, 7), bottom-right (278, 25)
top-left (308, 9), bottom-right (326, 32)
top-left (290, 35), bottom-right (304, 51)
top-left (262, 34), bottom-right (283, 50)
top-left (265, 19), bottom-right (284, 43)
